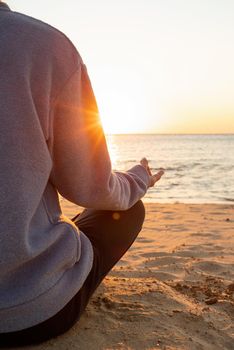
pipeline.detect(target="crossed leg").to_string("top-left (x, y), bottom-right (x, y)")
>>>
top-left (0, 200), bottom-right (145, 347)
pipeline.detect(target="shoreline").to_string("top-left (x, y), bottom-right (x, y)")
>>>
top-left (60, 199), bottom-right (234, 219)
top-left (143, 200), bottom-right (234, 205)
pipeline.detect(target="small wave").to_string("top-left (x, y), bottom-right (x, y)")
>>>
top-left (165, 166), bottom-right (183, 171)
top-left (220, 197), bottom-right (234, 202)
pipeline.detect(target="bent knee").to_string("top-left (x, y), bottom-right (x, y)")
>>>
top-left (127, 200), bottom-right (145, 232)
top-left (131, 200), bottom-right (145, 217)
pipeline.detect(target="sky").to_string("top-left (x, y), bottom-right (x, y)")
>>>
top-left (7, 0), bottom-right (234, 134)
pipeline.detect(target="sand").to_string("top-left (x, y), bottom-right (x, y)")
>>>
top-left (5, 202), bottom-right (234, 350)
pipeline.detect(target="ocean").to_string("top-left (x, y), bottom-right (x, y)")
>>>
top-left (106, 134), bottom-right (234, 204)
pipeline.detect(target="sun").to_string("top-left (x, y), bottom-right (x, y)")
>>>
top-left (100, 101), bottom-right (145, 134)
top-left (94, 66), bottom-right (149, 134)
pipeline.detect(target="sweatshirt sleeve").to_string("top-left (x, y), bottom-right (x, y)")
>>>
top-left (49, 63), bottom-right (150, 210)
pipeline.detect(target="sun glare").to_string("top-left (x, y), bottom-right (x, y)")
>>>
top-left (100, 109), bottom-right (142, 134)
top-left (94, 66), bottom-right (150, 134)
top-left (105, 134), bottom-right (119, 169)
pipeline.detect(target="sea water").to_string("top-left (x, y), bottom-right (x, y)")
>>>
top-left (106, 134), bottom-right (234, 204)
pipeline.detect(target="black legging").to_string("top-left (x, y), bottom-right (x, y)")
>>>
top-left (0, 200), bottom-right (145, 347)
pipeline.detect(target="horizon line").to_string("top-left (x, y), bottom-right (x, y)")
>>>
top-left (105, 132), bottom-right (234, 136)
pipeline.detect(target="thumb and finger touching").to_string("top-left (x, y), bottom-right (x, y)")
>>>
top-left (140, 157), bottom-right (165, 187)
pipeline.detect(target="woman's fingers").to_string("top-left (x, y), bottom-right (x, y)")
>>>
top-left (140, 157), bottom-right (150, 171)
top-left (140, 158), bottom-right (165, 186)
top-left (140, 157), bottom-right (148, 167)
top-left (148, 168), bottom-right (165, 187)
top-left (152, 169), bottom-right (165, 183)
top-left (140, 157), bottom-right (152, 175)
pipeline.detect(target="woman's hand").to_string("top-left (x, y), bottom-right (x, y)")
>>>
top-left (140, 157), bottom-right (165, 187)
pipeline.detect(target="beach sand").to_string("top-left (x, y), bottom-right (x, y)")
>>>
top-left (6, 202), bottom-right (234, 350)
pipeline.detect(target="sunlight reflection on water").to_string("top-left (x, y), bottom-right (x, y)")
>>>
top-left (106, 134), bottom-right (234, 204)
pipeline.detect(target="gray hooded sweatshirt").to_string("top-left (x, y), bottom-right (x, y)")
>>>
top-left (0, 3), bottom-right (150, 332)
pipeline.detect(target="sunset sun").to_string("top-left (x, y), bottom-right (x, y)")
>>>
top-left (94, 66), bottom-right (149, 134)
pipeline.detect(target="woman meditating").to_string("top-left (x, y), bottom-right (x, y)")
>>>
top-left (0, 2), bottom-right (164, 346)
